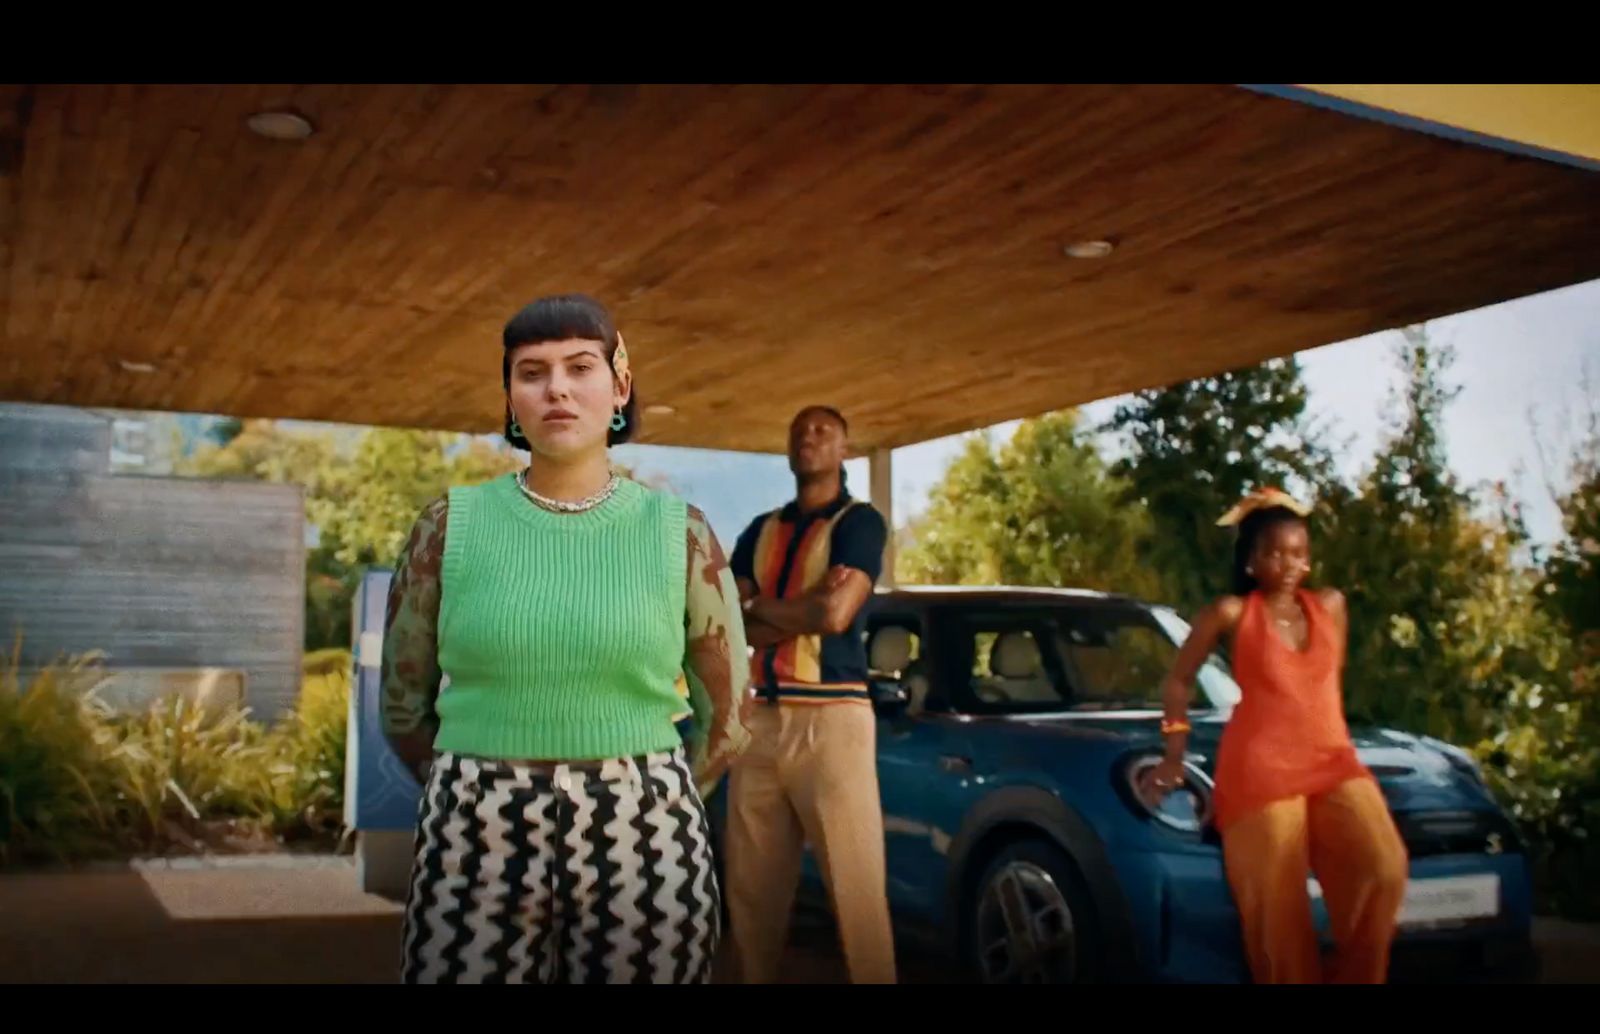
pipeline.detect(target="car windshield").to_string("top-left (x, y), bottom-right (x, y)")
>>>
top-left (955, 601), bottom-right (1242, 714)
top-left (1147, 606), bottom-right (1242, 710)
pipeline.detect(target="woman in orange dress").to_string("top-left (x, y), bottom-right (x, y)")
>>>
top-left (1145, 487), bottom-right (1408, 984)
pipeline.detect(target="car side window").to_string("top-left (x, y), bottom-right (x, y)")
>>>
top-left (1055, 607), bottom-right (1207, 710)
top-left (970, 631), bottom-right (996, 678)
top-left (866, 614), bottom-right (935, 712)
top-left (952, 613), bottom-right (1074, 712)
top-left (930, 603), bottom-right (1224, 714)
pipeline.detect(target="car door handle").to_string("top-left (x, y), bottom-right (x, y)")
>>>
top-left (938, 755), bottom-right (972, 774)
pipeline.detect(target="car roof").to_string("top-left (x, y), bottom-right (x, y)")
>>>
top-left (871, 584), bottom-right (1151, 609)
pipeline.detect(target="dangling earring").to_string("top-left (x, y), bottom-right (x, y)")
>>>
top-left (609, 407), bottom-right (627, 432)
top-left (1246, 565), bottom-right (1255, 576)
top-left (509, 416), bottom-right (523, 437)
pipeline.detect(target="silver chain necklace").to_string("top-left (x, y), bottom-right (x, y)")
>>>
top-left (516, 468), bottom-right (621, 514)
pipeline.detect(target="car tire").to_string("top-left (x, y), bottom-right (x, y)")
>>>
top-left (963, 838), bottom-right (1103, 984)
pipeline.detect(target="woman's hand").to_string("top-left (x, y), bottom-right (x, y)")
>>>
top-left (1140, 757), bottom-right (1188, 806)
top-left (694, 757), bottom-right (731, 802)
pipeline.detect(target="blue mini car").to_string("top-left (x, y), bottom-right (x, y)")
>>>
top-left (710, 586), bottom-right (1537, 984)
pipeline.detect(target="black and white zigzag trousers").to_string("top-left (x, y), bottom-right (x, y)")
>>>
top-left (401, 748), bottom-right (720, 983)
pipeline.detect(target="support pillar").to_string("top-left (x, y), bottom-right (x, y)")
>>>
top-left (869, 447), bottom-right (895, 588)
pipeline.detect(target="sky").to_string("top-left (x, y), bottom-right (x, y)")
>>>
top-left (617, 277), bottom-right (1599, 551)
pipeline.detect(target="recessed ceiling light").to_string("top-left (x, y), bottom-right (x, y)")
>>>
top-left (1063, 240), bottom-right (1115, 259)
top-left (117, 359), bottom-right (157, 374)
top-left (644, 404), bottom-right (677, 417)
top-left (247, 110), bottom-right (315, 141)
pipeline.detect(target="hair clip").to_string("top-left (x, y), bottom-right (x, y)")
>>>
top-left (1216, 486), bottom-right (1312, 527)
top-left (611, 333), bottom-right (630, 382)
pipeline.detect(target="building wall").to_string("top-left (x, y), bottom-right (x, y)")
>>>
top-left (0, 403), bottom-right (305, 720)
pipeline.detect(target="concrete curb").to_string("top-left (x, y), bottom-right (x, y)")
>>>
top-left (14, 852), bottom-right (356, 877)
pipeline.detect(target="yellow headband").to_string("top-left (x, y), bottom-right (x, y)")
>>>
top-left (1216, 486), bottom-right (1312, 528)
top-left (611, 333), bottom-right (630, 383)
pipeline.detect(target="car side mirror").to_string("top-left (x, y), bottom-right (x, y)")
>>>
top-left (870, 678), bottom-right (910, 714)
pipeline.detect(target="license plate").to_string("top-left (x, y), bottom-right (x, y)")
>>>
top-left (1307, 873), bottom-right (1500, 927)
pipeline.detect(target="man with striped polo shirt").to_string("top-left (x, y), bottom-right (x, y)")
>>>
top-left (724, 404), bottom-right (895, 984)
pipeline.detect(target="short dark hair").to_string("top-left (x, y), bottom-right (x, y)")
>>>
top-left (792, 404), bottom-right (848, 435)
top-left (1231, 506), bottom-right (1309, 595)
top-left (501, 293), bottom-right (639, 449)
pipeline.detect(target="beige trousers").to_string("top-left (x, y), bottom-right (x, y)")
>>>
top-left (722, 701), bottom-right (897, 984)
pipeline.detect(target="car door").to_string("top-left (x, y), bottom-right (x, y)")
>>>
top-left (868, 606), bottom-right (981, 923)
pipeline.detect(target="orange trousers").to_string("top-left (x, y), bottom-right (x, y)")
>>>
top-left (1221, 777), bottom-right (1409, 984)
top-left (722, 701), bottom-right (897, 984)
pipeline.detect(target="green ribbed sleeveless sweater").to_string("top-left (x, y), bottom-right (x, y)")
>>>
top-left (434, 474), bottom-right (687, 761)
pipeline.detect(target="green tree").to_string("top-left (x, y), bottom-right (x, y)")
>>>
top-left (178, 422), bottom-right (522, 649)
top-left (1308, 329), bottom-right (1597, 915)
top-left (897, 411), bottom-right (1168, 600)
top-left (1525, 391), bottom-right (1600, 918)
top-left (208, 417), bottom-right (245, 447)
top-left (1315, 329), bottom-right (1500, 735)
top-left (1103, 356), bottom-right (1341, 615)
top-left (1460, 488), bottom-right (1600, 919)
top-left (177, 419), bottom-right (343, 491)
top-left (304, 431), bottom-right (523, 649)
top-left (1540, 391), bottom-right (1600, 641)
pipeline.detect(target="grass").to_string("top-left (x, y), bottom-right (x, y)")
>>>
top-left (0, 639), bottom-right (350, 868)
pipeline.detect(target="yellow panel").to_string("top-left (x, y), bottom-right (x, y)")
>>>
top-left (1297, 84), bottom-right (1600, 164)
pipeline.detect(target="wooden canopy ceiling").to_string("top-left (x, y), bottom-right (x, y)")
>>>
top-left (3, 83), bottom-right (1598, 454)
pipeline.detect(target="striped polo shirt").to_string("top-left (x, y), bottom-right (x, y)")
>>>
top-left (731, 492), bottom-right (888, 704)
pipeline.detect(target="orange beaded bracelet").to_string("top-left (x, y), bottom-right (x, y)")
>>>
top-left (1160, 718), bottom-right (1192, 736)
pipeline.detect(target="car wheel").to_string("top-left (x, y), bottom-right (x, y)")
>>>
top-left (964, 838), bottom-right (1102, 984)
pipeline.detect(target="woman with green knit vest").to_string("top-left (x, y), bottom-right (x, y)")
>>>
top-left (380, 294), bottom-right (752, 984)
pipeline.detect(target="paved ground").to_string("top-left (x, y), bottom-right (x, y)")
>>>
top-left (0, 856), bottom-right (953, 984)
top-left (0, 856), bottom-right (1594, 983)
top-left (1530, 916), bottom-right (1600, 984)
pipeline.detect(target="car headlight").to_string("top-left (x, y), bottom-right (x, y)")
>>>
top-left (1120, 754), bottom-right (1215, 834)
